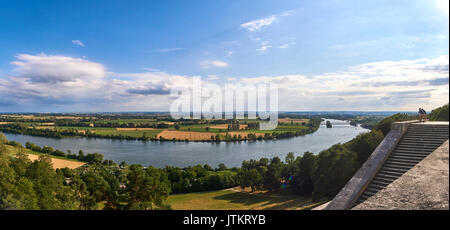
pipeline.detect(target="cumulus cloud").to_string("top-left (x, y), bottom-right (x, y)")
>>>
top-left (72, 40), bottom-right (85, 47)
top-left (0, 53), bottom-right (448, 112)
top-left (0, 54), bottom-right (107, 107)
top-left (238, 55), bottom-right (449, 111)
top-left (11, 54), bottom-right (105, 83)
top-left (200, 60), bottom-right (229, 69)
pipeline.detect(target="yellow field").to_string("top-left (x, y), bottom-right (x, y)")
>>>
top-left (157, 130), bottom-right (217, 140)
top-left (27, 154), bottom-right (85, 169)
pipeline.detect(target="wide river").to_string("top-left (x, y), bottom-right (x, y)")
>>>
top-left (4, 119), bottom-right (369, 168)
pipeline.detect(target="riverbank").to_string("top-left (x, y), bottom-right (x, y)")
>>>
top-left (0, 117), bottom-right (322, 142)
top-left (2, 119), bottom-right (369, 168)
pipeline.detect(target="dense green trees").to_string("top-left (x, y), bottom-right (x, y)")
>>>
top-left (165, 165), bottom-right (238, 193)
top-left (126, 165), bottom-right (171, 210)
top-left (236, 124), bottom-right (386, 200)
top-left (373, 113), bottom-right (417, 136)
top-left (429, 104), bottom-right (449, 121)
top-left (0, 140), bottom-right (77, 210)
top-left (0, 134), bottom-right (173, 210)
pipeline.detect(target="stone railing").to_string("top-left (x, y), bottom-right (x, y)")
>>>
top-left (324, 120), bottom-right (419, 210)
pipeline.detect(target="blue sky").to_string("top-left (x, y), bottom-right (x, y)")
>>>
top-left (0, 0), bottom-right (448, 112)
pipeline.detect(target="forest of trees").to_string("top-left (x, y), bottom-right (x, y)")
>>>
top-left (236, 128), bottom-right (384, 200)
top-left (0, 136), bottom-right (240, 209)
top-left (429, 103), bottom-right (449, 121)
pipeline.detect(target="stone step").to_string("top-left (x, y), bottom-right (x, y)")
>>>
top-left (394, 147), bottom-right (434, 152)
top-left (402, 136), bottom-right (448, 140)
top-left (377, 169), bottom-right (405, 178)
top-left (407, 127), bottom-right (449, 131)
top-left (408, 125), bottom-right (448, 130)
top-left (401, 137), bottom-right (448, 145)
top-left (393, 149), bottom-right (434, 155)
top-left (398, 142), bottom-right (444, 148)
top-left (367, 183), bottom-right (385, 191)
top-left (379, 164), bottom-right (409, 172)
top-left (363, 188), bottom-right (378, 196)
top-left (375, 172), bottom-right (400, 181)
top-left (396, 143), bottom-right (441, 149)
top-left (407, 131), bottom-right (449, 134)
top-left (371, 177), bottom-right (393, 186)
top-left (387, 157), bottom-right (422, 165)
top-left (359, 194), bottom-right (371, 201)
top-left (403, 135), bottom-right (449, 139)
top-left (389, 154), bottom-right (427, 161)
top-left (383, 160), bottom-right (416, 169)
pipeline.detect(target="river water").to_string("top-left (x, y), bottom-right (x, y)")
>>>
top-left (3, 119), bottom-right (369, 168)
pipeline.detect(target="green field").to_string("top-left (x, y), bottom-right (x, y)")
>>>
top-left (167, 189), bottom-right (321, 210)
top-left (36, 126), bottom-right (164, 138)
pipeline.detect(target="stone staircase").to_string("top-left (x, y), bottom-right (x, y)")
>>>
top-left (354, 123), bottom-right (449, 206)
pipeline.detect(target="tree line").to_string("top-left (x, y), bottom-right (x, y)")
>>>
top-left (0, 117), bottom-right (322, 142)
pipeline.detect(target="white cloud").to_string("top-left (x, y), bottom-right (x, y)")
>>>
top-left (10, 54), bottom-right (105, 83)
top-left (206, 75), bottom-right (220, 80)
top-left (1, 54), bottom-right (106, 106)
top-left (0, 54), bottom-right (447, 112)
top-left (241, 16), bottom-right (277, 32)
top-left (237, 55), bottom-right (449, 111)
top-left (240, 10), bottom-right (294, 32)
top-left (279, 42), bottom-right (294, 49)
top-left (256, 41), bottom-right (272, 52)
top-left (72, 40), bottom-right (84, 47)
top-left (200, 60), bottom-right (229, 69)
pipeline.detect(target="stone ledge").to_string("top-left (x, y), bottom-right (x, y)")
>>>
top-left (353, 140), bottom-right (449, 210)
top-left (324, 120), bottom-right (418, 210)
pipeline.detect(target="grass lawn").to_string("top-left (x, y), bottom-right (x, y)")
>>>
top-left (167, 189), bottom-right (320, 210)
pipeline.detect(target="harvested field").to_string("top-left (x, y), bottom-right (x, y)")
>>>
top-left (209, 124), bottom-right (248, 129)
top-left (37, 122), bottom-right (55, 126)
top-left (0, 122), bottom-right (9, 124)
top-left (27, 154), bottom-right (85, 169)
top-left (157, 130), bottom-right (217, 140)
top-left (116, 128), bottom-right (158, 131)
